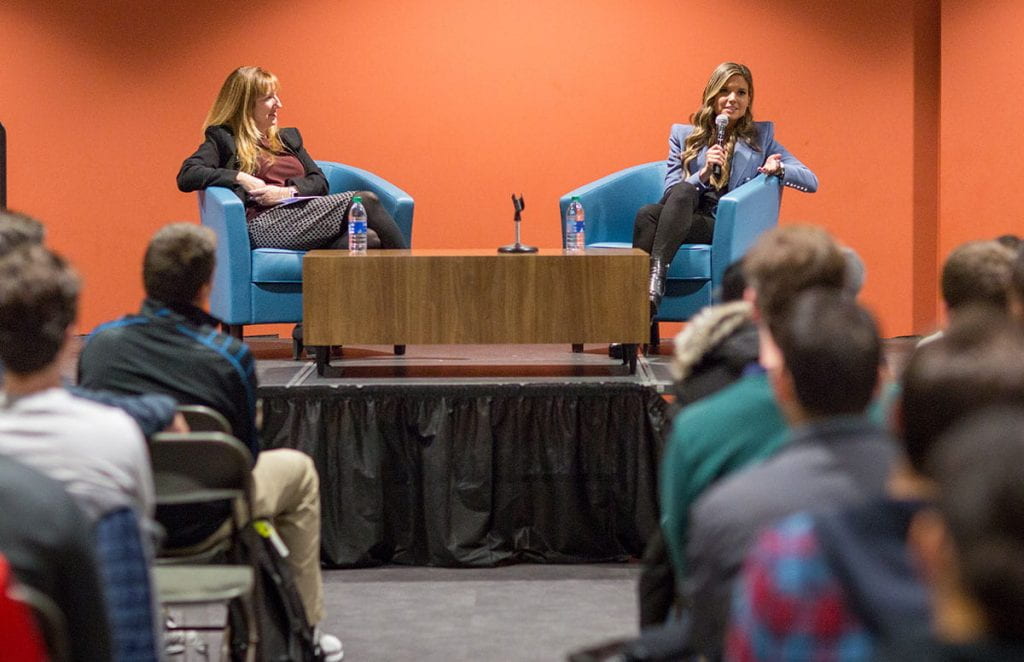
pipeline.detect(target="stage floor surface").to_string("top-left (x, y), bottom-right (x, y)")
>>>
top-left (247, 338), bottom-right (678, 392)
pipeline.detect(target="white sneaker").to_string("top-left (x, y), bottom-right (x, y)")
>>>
top-left (315, 627), bottom-right (344, 662)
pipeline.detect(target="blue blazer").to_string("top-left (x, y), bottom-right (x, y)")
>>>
top-left (663, 121), bottom-right (818, 196)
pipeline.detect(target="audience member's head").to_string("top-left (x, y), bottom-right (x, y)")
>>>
top-left (995, 233), bottom-right (1022, 252)
top-left (1008, 245), bottom-right (1024, 319)
top-left (0, 245), bottom-right (79, 375)
top-left (743, 225), bottom-right (847, 326)
top-left (899, 309), bottom-right (1024, 476)
top-left (841, 246), bottom-right (866, 298)
top-left (143, 223), bottom-right (217, 306)
top-left (769, 287), bottom-right (880, 420)
top-left (742, 226), bottom-right (847, 371)
top-left (940, 240), bottom-right (1014, 317)
top-left (916, 406), bottom-right (1024, 642)
top-left (718, 258), bottom-right (748, 304)
top-left (0, 210), bottom-right (44, 257)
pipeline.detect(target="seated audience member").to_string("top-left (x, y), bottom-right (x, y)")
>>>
top-left (659, 225), bottom-right (847, 585)
top-left (0, 210), bottom-right (179, 436)
top-left (894, 407), bottom-right (1024, 661)
top-left (78, 223), bottom-right (342, 660)
top-left (639, 243), bottom-right (870, 628)
top-left (0, 454), bottom-right (113, 661)
top-left (684, 288), bottom-right (896, 657)
top-left (0, 245), bottom-right (154, 523)
top-left (0, 245), bottom-right (158, 660)
top-left (726, 310), bottom-right (1024, 662)
top-left (918, 239), bottom-right (1014, 346)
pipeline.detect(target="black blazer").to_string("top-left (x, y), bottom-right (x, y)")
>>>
top-left (176, 125), bottom-right (329, 207)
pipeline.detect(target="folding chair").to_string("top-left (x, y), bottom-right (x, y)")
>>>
top-left (149, 432), bottom-right (257, 655)
top-left (176, 404), bottom-right (232, 434)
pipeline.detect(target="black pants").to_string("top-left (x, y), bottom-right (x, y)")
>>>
top-left (326, 192), bottom-right (408, 250)
top-left (632, 183), bottom-right (718, 264)
top-left (351, 191), bottom-right (409, 249)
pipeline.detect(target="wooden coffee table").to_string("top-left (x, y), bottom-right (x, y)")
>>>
top-left (302, 248), bottom-right (649, 374)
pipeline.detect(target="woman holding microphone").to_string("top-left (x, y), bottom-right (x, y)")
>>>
top-left (633, 62), bottom-right (818, 315)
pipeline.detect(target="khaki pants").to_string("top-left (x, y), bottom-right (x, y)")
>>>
top-left (178, 448), bottom-right (325, 625)
top-left (250, 448), bottom-right (324, 625)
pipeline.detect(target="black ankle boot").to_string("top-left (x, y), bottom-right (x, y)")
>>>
top-left (291, 323), bottom-right (304, 360)
top-left (648, 257), bottom-right (667, 316)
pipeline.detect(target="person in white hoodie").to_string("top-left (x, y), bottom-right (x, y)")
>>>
top-left (0, 244), bottom-right (153, 523)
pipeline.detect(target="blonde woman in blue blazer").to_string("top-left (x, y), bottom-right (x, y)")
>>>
top-left (634, 62), bottom-right (818, 314)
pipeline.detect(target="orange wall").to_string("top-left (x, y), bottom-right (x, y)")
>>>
top-left (1, 0), bottom-right (936, 336)
top-left (941, 2), bottom-right (1024, 262)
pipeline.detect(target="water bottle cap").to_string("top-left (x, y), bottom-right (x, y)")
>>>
top-left (571, 196), bottom-right (580, 202)
top-left (353, 196), bottom-right (362, 203)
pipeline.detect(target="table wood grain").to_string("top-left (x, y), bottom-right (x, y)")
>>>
top-left (302, 248), bottom-right (649, 346)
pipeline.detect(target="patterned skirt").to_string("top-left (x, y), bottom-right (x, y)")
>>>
top-left (247, 192), bottom-right (355, 251)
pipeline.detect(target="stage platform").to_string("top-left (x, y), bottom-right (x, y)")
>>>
top-left (248, 339), bottom-right (676, 568)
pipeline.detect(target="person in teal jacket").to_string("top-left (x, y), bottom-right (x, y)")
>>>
top-left (659, 225), bottom-right (846, 586)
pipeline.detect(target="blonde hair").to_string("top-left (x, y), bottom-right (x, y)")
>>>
top-left (203, 66), bottom-right (284, 175)
top-left (681, 62), bottom-right (760, 190)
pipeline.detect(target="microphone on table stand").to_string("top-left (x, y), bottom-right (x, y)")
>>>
top-left (498, 193), bottom-right (538, 253)
top-left (712, 113), bottom-right (728, 179)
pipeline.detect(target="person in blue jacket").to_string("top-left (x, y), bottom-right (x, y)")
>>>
top-left (633, 61), bottom-right (818, 314)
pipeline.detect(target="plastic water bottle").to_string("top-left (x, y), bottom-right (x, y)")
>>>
top-left (565, 196), bottom-right (585, 252)
top-left (348, 196), bottom-right (368, 255)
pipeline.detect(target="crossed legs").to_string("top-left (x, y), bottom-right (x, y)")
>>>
top-left (632, 183), bottom-right (717, 313)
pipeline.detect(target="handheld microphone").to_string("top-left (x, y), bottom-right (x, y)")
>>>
top-left (712, 113), bottom-right (729, 178)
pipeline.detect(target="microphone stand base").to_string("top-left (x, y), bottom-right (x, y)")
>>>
top-left (498, 243), bottom-right (538, 254)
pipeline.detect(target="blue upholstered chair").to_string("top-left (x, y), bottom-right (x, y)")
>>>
top-left (198, 161), bottom-right (414, 338)
top-left (559, 162), bottom-right (781, 337)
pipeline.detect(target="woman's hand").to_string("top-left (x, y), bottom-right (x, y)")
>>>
top-left (698, 144), bottom-right (728, 183)
top-left (758, 153), bottom-right (785, 177)
top-left (235, 172), bottom-right (267, 192)
top-left (248, 185), bottom-right (296, 206)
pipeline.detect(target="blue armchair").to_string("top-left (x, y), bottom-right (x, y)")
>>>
top-left (198, 161), bottom-right (414, 337)
top-left (559, 162), bottom-right (781, 332)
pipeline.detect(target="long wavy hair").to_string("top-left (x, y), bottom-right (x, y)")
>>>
top-left (203, 66), bottom-right (284, 175)
top-left (681, 62), bottom-right (760, 190)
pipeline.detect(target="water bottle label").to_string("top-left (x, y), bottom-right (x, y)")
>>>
top-left (573, 221), bottom-right (585, 233)
top-left (350, 221), bottom-right (367, 234)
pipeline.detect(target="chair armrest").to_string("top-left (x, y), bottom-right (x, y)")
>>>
top-left (559, 161), bottom-right (666, 245)
top-left (710, 174), bottom-right (782, 285)
top-left (199, 187), bottom-right (251, 325)
top-left (316, 161), bottom-right (415, 246)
